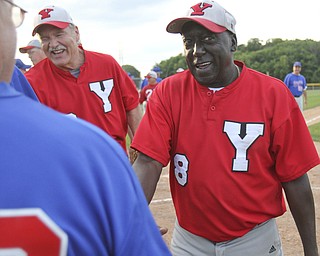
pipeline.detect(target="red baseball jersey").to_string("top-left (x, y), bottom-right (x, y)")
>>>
top-left (26, 48), bottom-right (139, 151)
top-left (139, 83), bottom-right (158, 104)
top-left (132, 61), bottom-right (320, 242)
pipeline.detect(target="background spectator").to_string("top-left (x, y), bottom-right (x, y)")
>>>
top-left (19, 39), bottom-right (46, 66)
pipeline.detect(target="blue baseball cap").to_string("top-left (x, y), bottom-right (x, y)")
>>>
top-left (152, 66), bottom-right (162, 73)
top-left (15, 59), bottom-right (32, 70)
top-left (293, 61), bottom-right (302, 67)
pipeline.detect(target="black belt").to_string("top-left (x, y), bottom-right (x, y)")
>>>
top-left (294, 95), bottom-right (301, 98)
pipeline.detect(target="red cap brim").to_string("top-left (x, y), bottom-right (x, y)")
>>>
top-left (167, 17), bottom-right (226, 34)
top-left (19, 46), bottom-right (35, 53)
top-left (32, 21), bottom-right (70, 36)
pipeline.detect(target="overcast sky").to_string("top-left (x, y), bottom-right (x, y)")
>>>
top-left (15, 0), bottom-right (320, 77)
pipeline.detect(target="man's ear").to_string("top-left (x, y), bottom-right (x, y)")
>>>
top-left (75, 26), bottom-right (81, 42)
top-left (231, 34), bottom-right (237, 52)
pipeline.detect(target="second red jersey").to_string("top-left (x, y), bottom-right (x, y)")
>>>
top-left (26, 49), bottom-right (139, 151)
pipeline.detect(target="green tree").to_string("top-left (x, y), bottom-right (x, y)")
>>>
top-left (156, 38), bottom-right (320, 82)
top-left (122, 64), bottom-right (140, 78)
top-left (122, 64), bottom-right (141, 89)
top-left (245, 38), bottom-right (263, 51)
top-left (234, 38), bottom-right (320, 82)
top-left (156, 53), bottom-right (188, 78)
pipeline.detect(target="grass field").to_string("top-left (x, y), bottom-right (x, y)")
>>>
top-left (305, 89), bottom-right (320, 110)
top-left (309, 123), bottom-right (320, 141)
top-left (306, 89), bottom-right (320, 141)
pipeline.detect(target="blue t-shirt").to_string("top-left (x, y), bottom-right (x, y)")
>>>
top-left (283, 73), bottom-right (307, 97)
top-left (10, 66), bottom-right (39, 101)
top-left (0, 83), bottom-right (170, 255)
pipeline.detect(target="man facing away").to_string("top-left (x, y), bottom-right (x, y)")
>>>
top-left (0, 1), bottom-right (171, 255)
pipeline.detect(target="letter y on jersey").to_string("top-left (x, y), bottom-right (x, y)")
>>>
top-left (223, 121), bottom-right (265, 172)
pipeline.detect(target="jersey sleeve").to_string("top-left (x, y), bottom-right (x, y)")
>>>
top-left (132, 84), bottom-right (173, 166)
top-left (303, 75), bottom-right (307, 90)
top-left (139, 87), bottom-right (146, 104)
top-left (10, 67), bottom-right (39, 101)
top-left (111, 59), bottom-right (139, 112)
top-left (283, 73), bottom-right (290, 86)
top-left (270, 96), bottom-right (319, 182)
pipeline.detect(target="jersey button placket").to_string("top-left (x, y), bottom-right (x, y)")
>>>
top-left (207, 90), bottom-right (217, 120)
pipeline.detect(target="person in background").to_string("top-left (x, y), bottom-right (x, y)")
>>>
top-left (0, 1), bottom-right (171, 255)
top-left (140, 66), bottom-right (163, 89)
top-left (139, 71), bottom-right (159, 105)
top-left (25, 5), bottom-right (142, 162)
top-left (176, 67), bottom-right (184, 73)
top-left (152, 66), bottom-right (163, 82)
top-left (127, 72), bottom-right (135, 80)
top-left (132, 1), bottom-right (319, 255)
top-left (15, 58), bottom-right (31, 73)
top-left (284, 61), bottom-right (307, 111)
top-left (19, 39), bottom-right (46, 65)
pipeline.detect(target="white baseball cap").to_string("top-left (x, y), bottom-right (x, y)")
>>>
top-left (145, 71), bottom-right (157, 79)
top-left (32, 6), bottom-right (74, 36)
top-left (19, 40), bottom-right (41, 53)
top-left (166, 1), bottom-right (236, 34)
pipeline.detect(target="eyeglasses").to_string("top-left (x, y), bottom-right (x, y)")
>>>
top-left (2, 0), bottom-right (27, 28)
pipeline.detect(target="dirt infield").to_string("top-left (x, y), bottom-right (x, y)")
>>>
top-left (303, 106), bottom-right (320, 126)
top-left (150, 109), bottom-right (320, 255)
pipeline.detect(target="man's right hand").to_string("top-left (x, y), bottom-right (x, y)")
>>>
top-left (159, 226), bottom-right (168, 236)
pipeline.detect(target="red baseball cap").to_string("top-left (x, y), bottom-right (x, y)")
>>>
top-left (166, 0), bottom-right (236, 34)
top-left (19, 40), bottom-right (41, 53)
top-left (32, 6), bottom-right (74, 36)
top-left (145, 71), bottom-right (157, 79)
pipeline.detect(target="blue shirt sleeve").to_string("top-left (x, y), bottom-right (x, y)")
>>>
top-left (10, 66), bottom-right (39, 101)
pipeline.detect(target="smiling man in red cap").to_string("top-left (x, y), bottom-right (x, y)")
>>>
top-left (131, 1), bottom-right (319, 255)
top-left (25, 5), bottom-right (142, 161)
